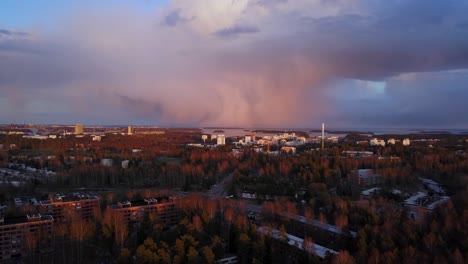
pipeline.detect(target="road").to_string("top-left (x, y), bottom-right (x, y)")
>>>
top-left (206, 172), bottom-right (235, 199)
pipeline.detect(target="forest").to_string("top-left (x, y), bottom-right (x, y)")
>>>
top-left (0, 131), bottom-right (466, 263)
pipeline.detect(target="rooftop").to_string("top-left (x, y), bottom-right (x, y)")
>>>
top-left (111, 196), bottom-right (176, 209)
top-left (40, 192), bottom-right (100, 205)
top-left (1, 214), bottom-right (53, 226)
top-left (280, 212), bottom-right (357, 238)
top-left (361, 187), bottom-right (381, 196)
top-left (257, 226), bottom-right (338, 258)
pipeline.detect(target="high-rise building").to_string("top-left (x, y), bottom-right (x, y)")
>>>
top-left (74, 123), bottom-right (84, 135)
top-left (128, 126), bottom-right (134, 135)
top-left (0, 214), bottom-right (54, 262)
top-left (217, 135), bottom-right (226, 145)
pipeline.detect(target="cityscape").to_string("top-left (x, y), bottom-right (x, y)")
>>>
top-left (1, 1), bottom-right (468, 264)
top-left (0, 123), bottom-right (466, 263)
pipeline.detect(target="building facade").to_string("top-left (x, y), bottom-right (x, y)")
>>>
top-left (217, 135), bottom-right (226, 145)
top-left (403, 138), bottom-right (411, 146)
top-left (369, 138), bottom-right (386, 147)
top-left (350, 169), bottom-right (383, 186)
top-left (0, 214), bottom-right (54, 262)
top-left (39, 193), bottom-right (100, 222)
top-left (74, 124), bottom-right (84, 135)
top-left (108, 197), bottom-right (180, 228)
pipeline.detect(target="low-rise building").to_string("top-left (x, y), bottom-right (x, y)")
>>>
top-left (342, 151), bottom-right (374, 158)
top-left (281, 146), bottom-right (297, 155)
top-left (101, 158), bottom-right (113, 167)
top-left (257, 226), bottom-right (338, 261)
top-left (122, 160), bottom-right (130, 169)
top-left (108, 197), bottom-right (180, 228)
top-left (350, 169), bottom-right (383, 186)
top-left (39, 193), bottom-right (100, 222)
top-left (361, 187), bottom-right (381, 199)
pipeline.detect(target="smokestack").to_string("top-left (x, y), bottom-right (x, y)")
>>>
top-left (322, 123), bottom-right (325, 149)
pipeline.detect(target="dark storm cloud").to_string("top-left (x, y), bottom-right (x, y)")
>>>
top-left (455, 20), bottom-right (468, 29)
top-left (0, 28), bottom-right (28, 37)
top-left (291, 1), bottom-right (468, 80)
top-left (0, 38), bottom-right (104, 89)
top-left (163, 9), bottom-right (191, 26)
top-left (0, 29), bottom-right (12, 35)
top-left (214, 25), bottom-right (260, 37)
top-left (254, 0), bottom-right (288, 8)
top-left (330, 70), bottom-right (468, 128)
top-left (119, 95), bottom-right (164, 118)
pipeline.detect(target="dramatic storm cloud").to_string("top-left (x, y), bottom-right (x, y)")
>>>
top-left (1, 0), bottom-right (468, 128)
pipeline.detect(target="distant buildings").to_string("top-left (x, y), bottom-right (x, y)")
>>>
top-left (235, 132), bottom-right (307, 147)
top-left (281, 146), bottom-right (297, 155)
top-left (100, 158), bottom-right (113, 167)
top-left (201, 135), bottom-right (208, 142)
top-left (240, 192), bottom-right (257, 199)
top-left (342, 151), bottom-right (374, 158)
top-left (128, 126), bottom-right (134, 135)
top-left (369, 138), bottom-right (386, 147)
top-left (23, 135), bottom-right (48, 140)
top-left (217, 135), bottom-right (226, 145)
top-left (0, 214), bottom-right (54, 262)
top-left (361, 187), bottom-right (381, 199)
top-left (351, 169), bottom-right (383, 186)
top-left (74, 123), bottom-right (84, 135)
top-left (403, 138), bottom-right (411, 146)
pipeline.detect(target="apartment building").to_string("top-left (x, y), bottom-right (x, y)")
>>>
top-left (39, 193), bottom-right (100, 222)
top-left (108, 197), bottom-right (180, 228)
top-left (0, 214), bottom-right (54, 262)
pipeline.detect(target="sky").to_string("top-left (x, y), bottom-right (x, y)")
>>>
top-left (1, 0), bottom-right (468, 129)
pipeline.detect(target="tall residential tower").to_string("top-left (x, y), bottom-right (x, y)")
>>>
top-left (74, 123), bottom-right (84, 134)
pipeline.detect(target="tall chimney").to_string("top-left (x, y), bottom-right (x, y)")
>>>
top-left (322, 123), bottom-right (325, 149)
